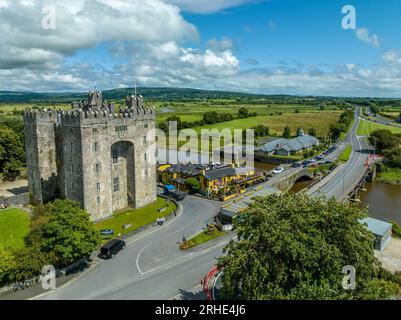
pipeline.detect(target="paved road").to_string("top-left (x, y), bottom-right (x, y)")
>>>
top-left (39, 195), bottom-right (224, 300)
top-left (309, 112), bottom-right (371, 201)
top-left (38, 111), bottom-right (372, 300)
top-left (362, 107), bottom-right (401, 129)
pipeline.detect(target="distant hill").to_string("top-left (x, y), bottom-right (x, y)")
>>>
top-left (0, 87), bottom-right (294, 104)
top-left (0, 87), bottom-right (399, 105)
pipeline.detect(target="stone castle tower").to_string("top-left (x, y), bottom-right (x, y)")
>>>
top-left (24, 91), bottom-right (157, 221)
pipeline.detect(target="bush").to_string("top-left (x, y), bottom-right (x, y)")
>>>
top-left (390, 221), bottom-right (401, 238)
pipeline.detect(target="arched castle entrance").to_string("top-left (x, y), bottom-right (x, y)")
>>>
top-left (110, 140), bottom-right (135, 212)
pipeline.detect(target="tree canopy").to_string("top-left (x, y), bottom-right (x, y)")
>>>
top-left (218, 193), bottom-right (400, 300)
top-left (29, 199), bottom-right (101, 267)
top-left (0, 124), bottom-right (25, 178)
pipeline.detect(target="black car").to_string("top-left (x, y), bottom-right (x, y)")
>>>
top-left (291, 162), bottom-right (302, 168)
top-left (100, 239), bottom-right (126, 259)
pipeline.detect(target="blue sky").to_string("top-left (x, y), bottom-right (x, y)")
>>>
top-left (1, 0), bottom-right (401, 96)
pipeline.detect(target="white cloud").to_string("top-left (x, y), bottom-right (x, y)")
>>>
top-left (356, 28), bottom-right (381, 48)
top-left (165, 0), bottom-right (260, 13)
top-left (206, 37), bottom-right (234, 52)
top-left (0, 0), bottom-right (198, 69)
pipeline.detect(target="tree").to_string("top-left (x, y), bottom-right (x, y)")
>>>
top-left (9, 247), bottom-right (55, 282)
top-left (203, 111), bottom-right (219, 124)
top-left (184, 177), bottom-right (200, 192)
top-left (0, 124), bottom-right (25, 178)
top-left (0, 245), bottom-right (15, 285)
top-left (308, 127), bottom-right (317, 137)
top-left (252, 125), bottom-right (269, 138)
top-left (369, 129), bottom-right (400, 154)
top-left (238, 107), bottom-right (249, 119)
top-left (383, 148), bottom-right (401, 168)
top-left (282, 126), bottom-right (291, 139)
top-left (33, 199), bottom-right (101, 267)
top-left (218, 193), bottom-right (400, 300)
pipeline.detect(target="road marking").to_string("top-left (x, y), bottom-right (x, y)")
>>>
top-left (137, 238), bottom-right (231, 276)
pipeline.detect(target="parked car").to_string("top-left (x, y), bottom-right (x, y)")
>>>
top-left (273, 167), bottom-right (284, 174)
top-left (324, 160), bottom-right (333, 165)
top-left (316, 155), bottom-right (324, 161)
top-left (291, 162), bottom-right (302, 168)
top-left (100, 239), bottom-right (126, 259)
top-left (163, 185), bottom-right (187, 201)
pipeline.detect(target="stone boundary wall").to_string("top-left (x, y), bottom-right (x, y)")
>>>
top-left (0, 192), bottom-right (29, 208)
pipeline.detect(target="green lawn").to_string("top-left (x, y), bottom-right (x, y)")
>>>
top-left (339, 145), bottom-right (352, 162)
top-left (182, 229), bottom-right (225, 250)
top-left (95, 197), bottom-right (176, 238)
top-left (357, 119), bottom-right (401, 136)
top-left (0, 208), bottom-right (30, 250)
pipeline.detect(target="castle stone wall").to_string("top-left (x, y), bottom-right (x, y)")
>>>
top-left (24, 92), bottom-right (157, 221)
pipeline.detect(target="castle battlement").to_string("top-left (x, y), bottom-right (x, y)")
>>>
top-left (24, 109), bottom-right (59, 123)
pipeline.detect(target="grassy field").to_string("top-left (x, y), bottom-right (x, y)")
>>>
top-left (95, 197), bottom-right (176, 238)
top-left (357, 119), bottom-right (401, 135)
top-left (376, 164), bottom-right (401, 185)
top-left (189, 111), bottom-right (341, 138)
top-left (0, 208), bottom-right (30, 250)
top-left (0, 102), bottom-right (341, 138)
top-left (339, 145), bottom-right (352, 162)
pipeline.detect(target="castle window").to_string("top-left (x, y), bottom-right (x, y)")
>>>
top-left (143, 136), bottom-right (147, 144)
top-left (96, 182), bottom-right (100, 192)
top-left (93, 128), bottom-right (98, 133)
top-left (112, 148), bottom-right (119, 164)
top-left (94, 142), bottom-right (99, 152)
top-left (144, 153), bottom-right (147, 161)
top-left (115, 125), bottom-right (128, 133)
top-left (97, 196), bottom-right (101, 206)
top-left (113, 177), bottom-right (120, 192)
top-left (145, 169), bottom-right (149, 177)
top-left (95, 162), bottom-right (101, 173)
top-left (144, 123), bottom-right (149, 128)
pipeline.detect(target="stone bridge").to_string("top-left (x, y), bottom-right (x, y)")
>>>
top-left (271, 168), bottom-right (316, 192)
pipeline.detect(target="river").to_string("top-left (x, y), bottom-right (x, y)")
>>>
top-left (360, 182), bottom-right (401, 225)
